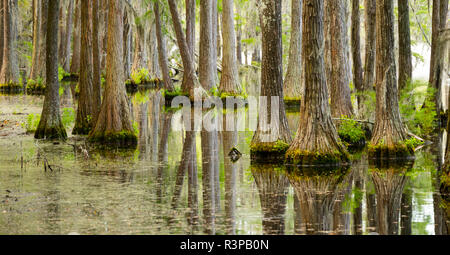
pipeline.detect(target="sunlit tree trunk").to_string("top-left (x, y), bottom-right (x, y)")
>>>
top-left (398, 0), bottom-right (412, 92)
top-left (154, 1), bottom-right (174, 91)
top-left (251, 0), bottom-right (292, 158)
top-left (60, 0), bottom-right (73, 72)
top-left (199, 0), bottom-right (215, 90)
top-left (168, 0), bottom-right (201, 99)
top-left (123, 11), bottom-right (131, 79)
top-left (131, 22), bottom-right (146, 74)
top-left (351, 0), bottom-right (364, 115)
top-left (69, 0), bottom-right (80, 99)
top-left (360, 0), bottom-right (376, 119)
top-left (29, 0), bottom-right (40, 80)
top-left (369, 0), bottom-right (410, 158)
top-left (284, 0), bottom-right (302, 100)
top-left (0, 0), bottom-right (20, 85)
top-left (427, 0), bottom-right (448, 119)
top-left (35, 0), bottom-right (67, 140)
top-left (286, 0), bottom-right (348, 165)
top-left (89, 0), bottom-right (137, 147)
top-left (92, 0), bottom-right (101, 116)
top-left (219, 0), bottom-right (241, 95)
top-left (328, 0), bottom-right (353, 118)
top-left (73, 0), bottom-right (96, 135)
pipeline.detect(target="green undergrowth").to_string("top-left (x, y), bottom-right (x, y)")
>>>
top-left (23, 107), bottom-right (76, 133)
top-left (0, 81), bottom-right (23, 93)
top-left (337, 116), bottom-right (366, 148)
top-left (368, 137), bottom-right (422, 159)
top-left (400, 79), bottom-right (437, 137)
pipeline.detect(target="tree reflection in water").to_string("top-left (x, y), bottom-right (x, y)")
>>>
top-left (251, 164), bottom-right (289, 235)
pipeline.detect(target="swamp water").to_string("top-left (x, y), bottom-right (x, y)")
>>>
top-left (0, 88), bottom-right (447, 235)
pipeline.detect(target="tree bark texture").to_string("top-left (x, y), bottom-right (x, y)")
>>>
top-left (89, 0), bottom-right (136, 147)
top-left (370, 0), bottom-right (409, 157)
top-left (0, 0), bottom-right (19, 85)
top-left (328, 0), bottom-right (354, 118)
top-left (73, 0), bottom-right (96, 135)
top-left (59, 0), bottom-right (73, 72)
top-left (351, 0), bottom-right (364, 114)
top-left (35, 0), bottom-right (67, 140)
top-left (284, 0), bottom-right (302, 100)
top-left (286, 0), bottom-right (348, 165)
top-left (199, 0), bottom-right (215, 90)
top-left (398, 0), bottom-right (412, 92)
top-left (251, 0), bottom-right (292, 150)
top-left (219, 0), bottom-right (241, 95)
top-left (154, 1), bottom-right (174, 91)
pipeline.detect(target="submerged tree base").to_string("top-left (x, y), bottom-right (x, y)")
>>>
top-left (285, 149), bottom-right (350, 167)
top-left (89, 130), bottom-right (138, 149)
top-left (250, 141), bottom-right (290, 163)
top-left (0, 82), bottom-right (23, 94)
top-left (368, 142), bottom-right (416, 160)
top-left (34, 125), bottom-right (67, 140)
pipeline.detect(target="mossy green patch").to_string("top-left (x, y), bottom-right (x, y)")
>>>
top-left (26, 78), bottom-right (46, 94)
top-left (0, 81), bottom-right (23, 93)
top-left (337, 117), bottom-right (366, 148)
top-left (89, 130), bottom-right (138, 149)
top-left (285, 149), bottom-right (350, 166)
top-left (250, 140), bottom-right (290, 162)
top-left (367, 138), bottom-right (421, 159)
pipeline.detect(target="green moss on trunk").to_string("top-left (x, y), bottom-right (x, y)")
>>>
top-left (285, 149), bottom-right (350, 166)
top-left (250, 140), bottom-right (290, 162)
top-left (89, 130), bottom-right (138, 149)
top-left (368, 141), bottom-right (417, 160)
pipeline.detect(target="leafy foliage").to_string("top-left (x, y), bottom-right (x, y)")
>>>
top-left (337, 117), bottom-right (366, 146)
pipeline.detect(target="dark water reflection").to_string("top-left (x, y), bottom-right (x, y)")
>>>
top-left (0, 90), bottom-right (448, 235)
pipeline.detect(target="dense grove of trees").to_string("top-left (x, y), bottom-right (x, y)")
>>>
top-left (0, 0), bottom-right (449, 170)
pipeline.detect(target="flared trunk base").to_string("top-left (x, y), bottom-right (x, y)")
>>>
top-left (89, 130), bottom-right (138, 149)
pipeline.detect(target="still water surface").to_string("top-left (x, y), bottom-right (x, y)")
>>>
top-left (0, 90), bottom-right (447, 235)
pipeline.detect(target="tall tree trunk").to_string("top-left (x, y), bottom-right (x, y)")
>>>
top-left (37, 0), bottom-right (49, 81)
top-left (427, 0), bottom-right (448, 119)
top-left (251, 0), bottom-right (292, 157)
top-left (29, 0), bottom-right (40, 80)
top-left (199, 0), bottom-right (215, 90)
top-left (286, 0), bottom-right (349, 165)
top-left (60, 0), bottom-right (73, 72)
top-left (219, 0), bottom-right (241, 95)
top-left (35, 0), bottom-right (67, 140)
top-left (89, 0), bottom-right (137, 147)
top-left (69, 0), bottom-right (80, 99)
top-left (236, 8), bottom-right (242, 65)
top-left (131, 24), bottom-right (146, 74)
top-left (398, 0), bottom-right (412, 92)
top-left (369, 0), bottom-right (410, 158)
top-left (154, 1), bottom-right (174, 91)
top-left (328, 0), bottom-right (354, 118)
top-left (351, 0), bottom-right (364, 114)
top-left (0, 0), bottom-right (19, 85)
top-left (123, 11), bottom-right (131, 79)
top-left (148, 21), bottom-right (161, 78)
top-left (211, 0), bottom-right (218, 84)
top-left (360, 0), bottom-right (376, 119)
top-left (73, 0), bottom-right (95, 135)
top-left (168, 0), bottom-right (201, 99)
top-left (92, 0), bottom-right (101, 116)
top-left (284, 0), bottom-right (302, 100)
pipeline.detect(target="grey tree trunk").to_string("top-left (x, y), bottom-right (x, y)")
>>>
top-left (35, 0), bottom-right (67, 140)
top-left (60, 0), bottom-right (73, 72)
top-left (284, 0), bottom-right (302, 100)
top-left (29, 0), bottom-right (40, 80)
top-left (154, 1), bottom-right (174, 91)
top-left (199, 0), bottom-right (215, 90)
top-left (219, 0), bottom-right (241, 95)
